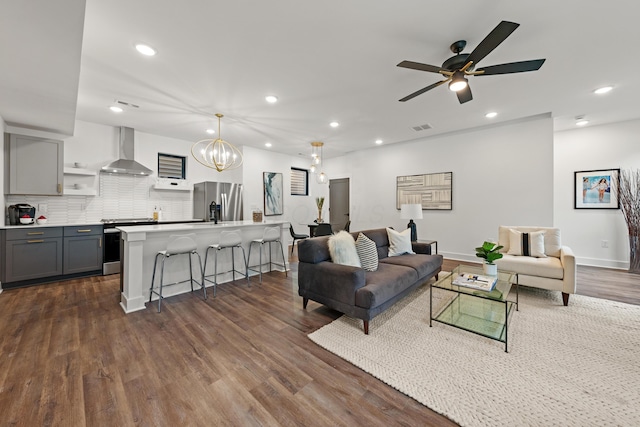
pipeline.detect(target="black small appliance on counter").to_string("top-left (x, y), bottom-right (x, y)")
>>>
top-left (8, 204), bottom-right (36, 225)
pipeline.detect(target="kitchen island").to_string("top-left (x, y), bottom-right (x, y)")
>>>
top-left (118, 220), bottom-right (289, 313)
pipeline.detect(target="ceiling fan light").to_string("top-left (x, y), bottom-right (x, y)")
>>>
top-left (449, 78), bottom-right (468, 92)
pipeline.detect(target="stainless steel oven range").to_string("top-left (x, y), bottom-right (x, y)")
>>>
top-left (101, 218), bottom-right (157, 275)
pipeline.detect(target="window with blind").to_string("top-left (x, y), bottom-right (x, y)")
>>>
top-left (158, 153), bottom-right (186, 179)
top-left (291, 167), bottom-right (309, 196)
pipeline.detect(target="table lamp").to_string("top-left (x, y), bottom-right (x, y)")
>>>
top-left (400, 203), bottom-right (423, 241)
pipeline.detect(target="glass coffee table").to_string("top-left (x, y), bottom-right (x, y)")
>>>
top-left (430, 265), bottom-right (518, 352)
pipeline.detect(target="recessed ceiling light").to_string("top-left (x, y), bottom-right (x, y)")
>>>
top-left (330, 121), bottom-right (340, 128)
top-left (485, 112), bottom-right (498, 118)
top-left (265, 95), bottom-right (278, 103)
top-left (206, 129), bottom-right (215, 135)
top-left (575, 117), bottom-right (590, 126)
top-left (135, 43), bottom-right (157, 56)
top-left (109, 106), bottom-right (123, 113)
top-left (594, 86), bottom-right (613, 95)
top-left (265, 142), bottom-right (272, 148)
top-left (375, 139), bottom-right (383, 145)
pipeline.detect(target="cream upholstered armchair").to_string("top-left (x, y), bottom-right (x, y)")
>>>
top-left (494, 226), bottom-right (576, 306)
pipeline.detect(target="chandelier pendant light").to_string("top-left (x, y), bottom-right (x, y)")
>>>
top-left (310, 141), bottom-right (328, 184)
top-left (191, 113), bottom-right (243, 172)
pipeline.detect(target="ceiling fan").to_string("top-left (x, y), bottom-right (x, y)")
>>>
top-left (397, 21), bottom-right (545, 104)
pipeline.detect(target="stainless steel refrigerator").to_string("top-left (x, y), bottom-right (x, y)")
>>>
top-left (193, 182), bottom-right (244, 222)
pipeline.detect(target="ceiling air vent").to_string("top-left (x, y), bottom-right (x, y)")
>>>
top-left (115, 100), bottom-right (140, 109)
top-left (411, 123), bottom-right (432, 132)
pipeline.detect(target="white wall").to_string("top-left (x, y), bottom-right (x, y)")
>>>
top-left (326, 115), bottom-right (555, 262)
top-left (554, 119), bottom-right (640, 268)
top-left (242, 145), bottom-right (315, 233)
top-left (0, 115), bottom-right (5, 225)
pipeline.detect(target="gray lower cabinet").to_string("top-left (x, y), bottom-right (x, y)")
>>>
top-left (63, 226), bottom-right (103, 274)
top-left (4, 227), bottom-right (63, 282)
top-left (4, 133), bottom-right (64, 196)
top-left (1, 225), bottom-right (103, 286)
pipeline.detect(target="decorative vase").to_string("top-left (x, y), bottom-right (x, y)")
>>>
top-left (630, 234), bottom-right (640, 274)
top-left (317, 209), bottom-right (323, 223)
top-left (483, 263), bottom-right (497, 276)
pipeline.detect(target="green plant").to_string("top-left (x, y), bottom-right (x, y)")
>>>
top-left (315, 197), bottom-right (325, 210)
top-left (475, 241), bottom-right (504, 265)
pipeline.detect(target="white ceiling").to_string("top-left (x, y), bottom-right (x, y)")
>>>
top-left (2, 1), bottom-right (640, 160)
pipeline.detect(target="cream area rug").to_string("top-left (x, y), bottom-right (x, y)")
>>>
top-left (308, 277), bottom-right (640, 426)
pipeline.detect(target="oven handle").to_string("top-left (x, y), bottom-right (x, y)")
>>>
top-left (104, 229), bottom-right (121, 234)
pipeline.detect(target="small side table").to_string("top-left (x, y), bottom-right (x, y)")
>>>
top-left (417, 239), bottom-right (437, 255)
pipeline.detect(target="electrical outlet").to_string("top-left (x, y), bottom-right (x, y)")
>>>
top-left (601, 240), bottom-right (609, 248)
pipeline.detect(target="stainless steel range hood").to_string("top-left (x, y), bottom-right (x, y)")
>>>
top-left (101, 127), bottom-right (153, 175)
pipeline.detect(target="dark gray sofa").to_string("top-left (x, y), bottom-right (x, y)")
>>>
top-left (298, 228), bottom-right (443, 334)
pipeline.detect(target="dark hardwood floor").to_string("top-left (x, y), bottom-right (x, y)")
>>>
top-left (0, 252), bottom-right (637, 426)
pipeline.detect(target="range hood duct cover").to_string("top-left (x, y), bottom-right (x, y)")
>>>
top-left (101, 127), bottom-right (153, 176)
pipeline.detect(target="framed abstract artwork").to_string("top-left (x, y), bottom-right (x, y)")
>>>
top-left (574, 169), bottom-right (620, 209)
top-left (396, 172), bottom-right (452, 210)
top-left (263, 172), bottom-right (284, 215)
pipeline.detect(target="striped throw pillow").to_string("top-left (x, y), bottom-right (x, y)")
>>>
top-left (356, 233), bottom-right (379, 271)
top-left (507, 229), bottom-right (547, 258)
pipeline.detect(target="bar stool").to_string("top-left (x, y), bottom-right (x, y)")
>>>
top-left (149, 233), bottom-right (206, 312)
top-left (248, 226), bottom-right (288, 283)
top-left (203, 230), bottom-right (250, 296)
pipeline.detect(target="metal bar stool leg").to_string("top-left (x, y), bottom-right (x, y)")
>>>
top-left (158, 256), bottom-right (167, 313)
top-left (277, 240), bottom-right (288, 277)
top-left (189, 253), bottom-right (194, 292)
top-left (194, 251), bottom-right (206, 300)
top-left (149, 252), bottom-right (161, 304)
top-left (239, 246), bottom-right (250, 287)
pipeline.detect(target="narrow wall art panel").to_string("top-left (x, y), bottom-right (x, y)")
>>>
top-left (263, 172), bottom-right (284, 215)
top-left (396, 172), bottom-right (453, 210)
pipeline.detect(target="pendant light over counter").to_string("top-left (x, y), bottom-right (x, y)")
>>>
top-left (310, 141), bottom-right (328, 184)
top-left (191, 114), bottom-right (243, 172)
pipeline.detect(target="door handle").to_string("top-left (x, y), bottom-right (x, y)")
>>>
top-left (99, 237), bottom-right (102, 248)
top-left (77, 229), bottom-right (92, 233)
top-left (27, 232), bottom-right (45, 235)
top-left (28, 240), bottom-right (44, 243)
top-left (57, 183), bottom-right (62, 193)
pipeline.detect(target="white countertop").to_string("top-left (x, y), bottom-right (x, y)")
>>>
top-left (117, 220), bottom-right (287, 234)
top-left (0, 222), bottom-right (103, 230)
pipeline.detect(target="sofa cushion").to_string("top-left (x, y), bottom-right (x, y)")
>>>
top-left (351, 228), bottom-right (391, 259)
top-left (355, 263), bottom-right (419, 309)
top-left (498, 226), bottom-right (562, 258)
top-left (328, 231), bottom-right (361, 267)
top-left (386, 228), bottom-right (415, 256)
top-left (355, 233), bottom-right (379, 271)
top-left (507, 229), bottom-right (547, 258)
top-left (298, 235), bottom-right (332, 264)
top-left (495, 254), bottom-right (564, 280)
top-left (380, 254), bottom-right (442, 278)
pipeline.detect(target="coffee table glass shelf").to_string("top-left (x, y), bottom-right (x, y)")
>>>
top-left (430, 265), bottom-right (518, 352)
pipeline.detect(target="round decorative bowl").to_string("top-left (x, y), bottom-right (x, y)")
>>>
top-left (36, 218), bottom-right (48, 225)
top-left (20, 217), bottom-right (34, 224)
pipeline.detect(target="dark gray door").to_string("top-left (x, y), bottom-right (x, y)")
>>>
top-left (329, 178), bottom-right (350, 232)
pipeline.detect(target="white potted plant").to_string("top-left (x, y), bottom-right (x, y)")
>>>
top-left (475, 241), bottom-right (504, 276)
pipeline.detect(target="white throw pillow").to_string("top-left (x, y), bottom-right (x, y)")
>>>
top-left (507, 229), bottom-right (547, 258)
top-left (355, 233), bottom-right (378, 271)
top-left (386, 227), bottom-right (415, 257)
top-left (328, 231), bottom-right (361, 267)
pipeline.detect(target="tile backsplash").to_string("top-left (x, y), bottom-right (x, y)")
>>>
top-left (6, 174), bottom-right (192, 225)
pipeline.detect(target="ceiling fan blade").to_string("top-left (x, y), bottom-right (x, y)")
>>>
top-left (397, 60), bottom-right (443, 74)
top-left (456, 85), bottom-right (473, 104)
top-left (475, 59), bottom-right (546, 75)
top-left (466, 21), bottom-right (520, 66)
top-left (399, 79), bottom-right (449, 102)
